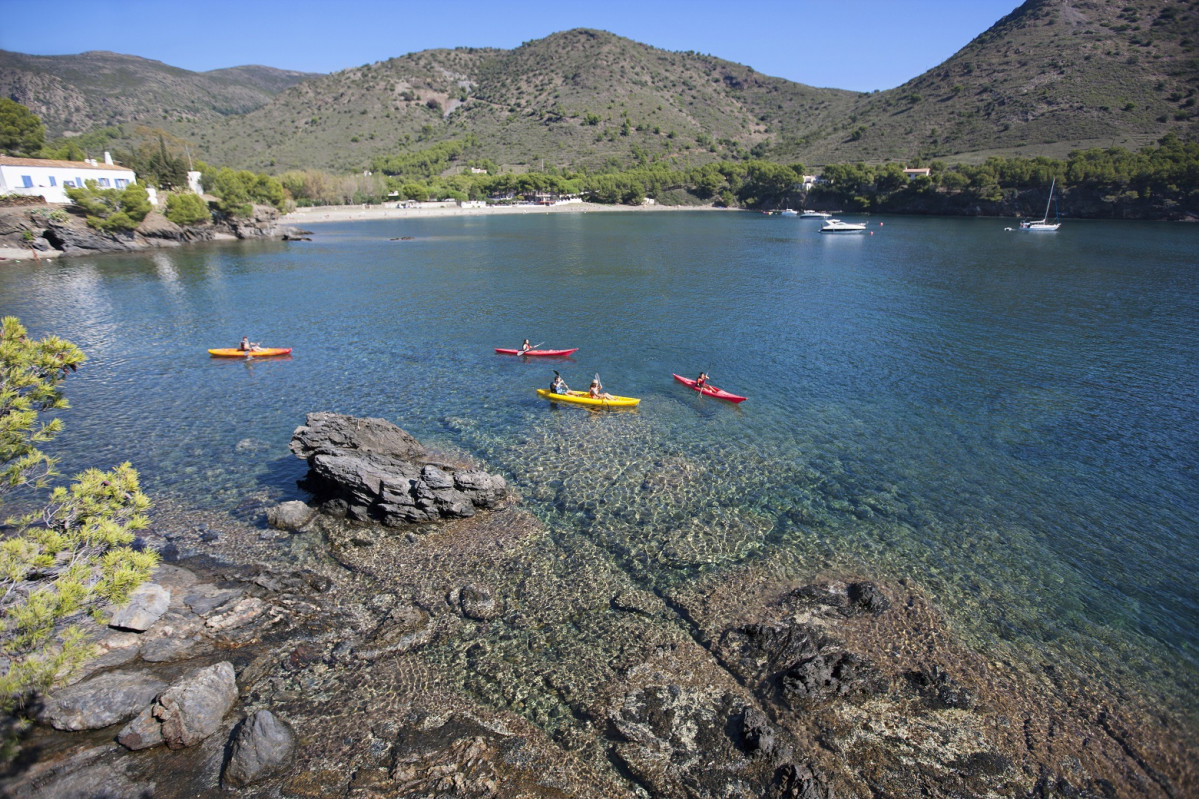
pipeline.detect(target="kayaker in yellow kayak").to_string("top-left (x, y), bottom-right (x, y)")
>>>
top-left (551, 371), bottom-right (570, 394)
top-left (238, 336), bottom-right (261, 352)
top-left (589, 377), bottom-right (613, 401)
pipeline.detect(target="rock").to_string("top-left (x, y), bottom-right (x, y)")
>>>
top-left (780, 650), bottom-right (879, 704)
top-left (457, 584), bottom-right (501, 621)
top-left (139, 611), bottom-right (207, 663)
top-left (117, 705), bottom-right (164, 750)
top-left (740, 706), bottom-right (777, 757)
top-left (908, 665), bottom-right (978, 710)
top-left (205, 596), bottom-right (268, 631)
top-left (289, 412), bottom-right (508, 527)
top-left (183, 584), bottom-right (244, 615)
top-left (267, 500), bottom-right (316, 530)
top-left (846, 581), bottom-right (891, 615)
top-left (40, 669), bottom-right (168, 731)
top-left (155, 661), bottom-right (238, 749)
top-left (69, 632), bottom-right (143, 683)
top-left (223, 710), bottom-right (297, 787)
top-left (108, 582), bottom-right (170, 631)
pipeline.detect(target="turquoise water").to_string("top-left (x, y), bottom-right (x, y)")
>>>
top-left (3, 211), bottom-right (1197, 714)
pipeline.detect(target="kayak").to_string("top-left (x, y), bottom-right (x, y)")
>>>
top-left (496, 347), bottom-right (579, 357)
top-left (536, 388), bottom-right (640, 408)
top-left (208, 348), bottom-right (292, 357)
top-left (672, 374), bottom-right (746, 403)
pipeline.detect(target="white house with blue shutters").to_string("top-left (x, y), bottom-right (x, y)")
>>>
top-left (0, 153), bottom-right (138, 204)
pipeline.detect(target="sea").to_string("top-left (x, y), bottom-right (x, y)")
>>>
top-left (2, 210), bottom-right (1196, 724)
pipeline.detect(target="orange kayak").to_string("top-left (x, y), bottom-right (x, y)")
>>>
top-left (208, 347), bottom-right (292, 357)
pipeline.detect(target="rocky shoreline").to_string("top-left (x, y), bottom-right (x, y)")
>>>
top-left (3, 415), bottom-right (1195, 798)
top-left (0, 199), bottom-right (301, 262)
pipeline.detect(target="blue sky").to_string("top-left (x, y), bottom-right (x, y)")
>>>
top-left (1, 0), bottom-right (1021, 93)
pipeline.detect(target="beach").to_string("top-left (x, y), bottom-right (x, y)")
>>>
top-left (280, 200), bottom-right (723, 225)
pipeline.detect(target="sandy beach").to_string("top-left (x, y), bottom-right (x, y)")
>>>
top-left (281, 200), bottom-right (724, 226)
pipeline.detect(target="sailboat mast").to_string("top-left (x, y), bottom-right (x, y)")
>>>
top-left (1043, 178), bottom-right (1055, 220)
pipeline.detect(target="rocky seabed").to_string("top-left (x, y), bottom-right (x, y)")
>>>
top-left (2, 414), bottom-right (1195, 798)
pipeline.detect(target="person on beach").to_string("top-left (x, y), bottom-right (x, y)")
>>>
top-left (551, 372), bottom-right (569, 394)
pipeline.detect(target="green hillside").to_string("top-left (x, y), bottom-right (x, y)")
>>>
top-left (3, 0), bottom-right (1195, 175)
top-left (0, 50), bottom-right (317, 137)
top-left (771, 0), bottom-right (1198, 164)
top-left (179, 29), bottom-right (861, 173)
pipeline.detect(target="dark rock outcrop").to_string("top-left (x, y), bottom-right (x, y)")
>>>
top-left (290, 412), bottom-right (508, 526)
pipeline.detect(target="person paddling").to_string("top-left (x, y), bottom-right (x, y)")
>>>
top-left (238, 336), bottom-right (261, 353)
top-left (521, 338), bottom-right (532, 352)
top-left (551, 370), bottom-right (570, 394)
top-left (589, 374), bottom-right (613, 401)
top-left (695, 372), bottom-right (710, 389)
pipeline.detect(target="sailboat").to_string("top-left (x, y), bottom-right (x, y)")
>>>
top-left (1018, 178), bottom-right (1061, 231)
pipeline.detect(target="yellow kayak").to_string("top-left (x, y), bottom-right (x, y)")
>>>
top-left (536, 388), bottom-right (640, 408)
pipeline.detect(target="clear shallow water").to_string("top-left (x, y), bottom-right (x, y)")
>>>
top-left (3, 211), bottom-right (1197, 715)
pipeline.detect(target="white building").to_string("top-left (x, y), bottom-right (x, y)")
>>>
top-left (0, 152), bottom-right (138, 204)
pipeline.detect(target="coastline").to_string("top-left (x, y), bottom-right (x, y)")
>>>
top-left (281, 200), bottom-right (726, 225)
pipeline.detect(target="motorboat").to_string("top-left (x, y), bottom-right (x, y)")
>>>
top-left (779, 209), bottom-right (798, 217)
top-left (819, 218), bottom-right (867, 232)
top-left (800, 210), bottom-right (832, 219)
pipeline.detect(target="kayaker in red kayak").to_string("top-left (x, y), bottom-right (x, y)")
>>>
top-left (521, 338), bottom-right (532, 352)
top-left (695, 372), bottom-right (710, 389)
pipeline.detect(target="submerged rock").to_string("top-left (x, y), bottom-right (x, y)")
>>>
top-left (223, 709), bottom-right (297, 787)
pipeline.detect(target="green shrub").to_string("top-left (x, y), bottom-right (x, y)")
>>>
top-left (164, 192), bottom-right (211, 226)
top-left (63, 181), bottom-right (151, 232)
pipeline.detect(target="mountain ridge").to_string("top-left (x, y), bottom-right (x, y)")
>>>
top-left (1, 0), bottom-right (1195, 173)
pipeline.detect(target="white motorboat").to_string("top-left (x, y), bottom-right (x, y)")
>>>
top-left (779, 209), bottom-right (798, 217)
top-left (820, 218), bottom-right (867, 232)
top-left (800, 210), bottom-right (832, 219)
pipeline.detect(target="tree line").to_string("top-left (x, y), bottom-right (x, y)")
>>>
top-left (276, 134), bottom-right (1198, 219)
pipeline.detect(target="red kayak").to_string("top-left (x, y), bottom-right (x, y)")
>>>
top-left (672, 374), bottom-right (747, 403)
top-left (495, 347), bottom-right (579, 357)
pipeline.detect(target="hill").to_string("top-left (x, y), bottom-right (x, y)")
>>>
top-left (0, 50), bottom-right (317, 137)
top-left (771, 0), bottom-right (1198, 164)
top-left (2, 0), bottom-right (1195, 174)
top-left (177, 29), bottom-right (861, 173)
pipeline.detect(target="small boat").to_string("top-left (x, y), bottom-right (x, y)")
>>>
top-left (779, 209), bottom-right (798, 217)
top-left (1017, 178), bottom-right (1061, 231)
top-left (536, 388), bottom-right (640, 408)
top-left (495, 347), bottom-right (579, 357)
top-left (800, 210), bottom-right (832, 219)
top-left (208, 347), bottom-right (292, 357)
top-left (672, 374), bottom-right (746, 403)
top-left (820, 218), bottom-right (867, 233)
